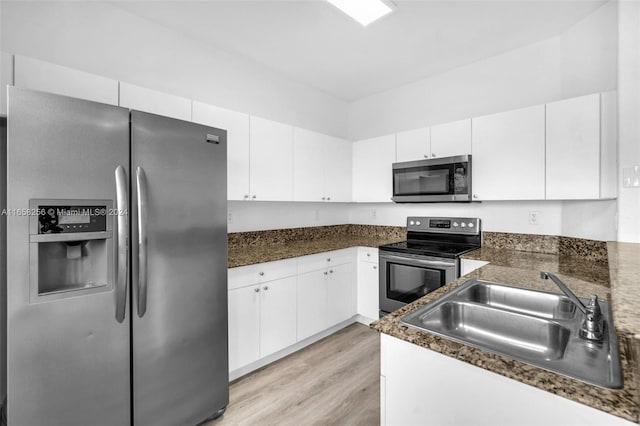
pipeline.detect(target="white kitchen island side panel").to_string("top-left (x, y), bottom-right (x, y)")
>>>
top-left (382, 334), bottom-right (633, 426)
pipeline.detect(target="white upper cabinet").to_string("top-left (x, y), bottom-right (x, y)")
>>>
top-left (353, 134), bottom-right (396, 202)
top-left (249, 116), bottom-right (293, 201)
top-left (546, 92), bottom-right (616, 200)
top-left (430, 119), bottom-right (472, 158)
top-left (472, 105), bottom-right (545, 200)
top-left (13, 55), bottom-right (118, 105)
top-left (293, 128), bottom-right (352, 202)
top-left (1, 52), bottom-right (13, 116)
top-left (396, 127), bottom-right (430, 162)
top-left (119, 82), bottom-right (191, 121)
top-left (324, 135), bottom-right (352, 202)
top-left (192, 101), bottom-right (250, 201)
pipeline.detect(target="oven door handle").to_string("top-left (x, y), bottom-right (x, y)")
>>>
top-left (379, 253), bottom-right (455, 268)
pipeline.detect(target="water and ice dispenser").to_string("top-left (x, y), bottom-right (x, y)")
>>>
top-left (29, 199), bottom-right (114, 301)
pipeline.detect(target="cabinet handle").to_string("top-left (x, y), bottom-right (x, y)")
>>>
top-left (373, 266), bottom-right (377, 270)
top-left (366, 253), bottom-right (371, 257)
top-left (263, 285), bottom-right (269, 291)
top-left (329, 270), bottom-right (333, 274)
top-left (243, 194), bottom-right (249, 199)
top-left (259, 272), bottom-right (264, 276)
top-left (324, 271), bottom-right (328, 276)
top-left (432, 153), bottom-right (436, 158)
top-left (252, 195), bottom-right (257, 199)
top-left (423, 154), bottom-right (429, 159)
top-left (473, 194), bottom-right (478, 199)
top-left (254, 288), bottom-right (260, 293)
top-left (327, 258), bottom-right (331, 262)
top-left (327, 197), bottom-right (331, 201)
top-left (322, 197), bottom-right (326, 201)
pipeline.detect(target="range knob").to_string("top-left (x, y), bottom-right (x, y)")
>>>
top-left (468, 222), bottom-right (474, 228)
top-left (460, 223), bottom-right (466, 228)
top-left (415, 221), bottom-right (421, 226)
top-left (409, 220), bottom-right (415, 225)
top-left (453, 222), bottom-right (459, 227)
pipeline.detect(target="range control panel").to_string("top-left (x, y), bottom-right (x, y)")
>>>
top-left (38, 205), bottom-right (108, 234)
top-left (407, 216), bottom-right (481, 235)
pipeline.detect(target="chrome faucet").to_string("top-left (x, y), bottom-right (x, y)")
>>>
top-left (540, 272), bottom-right (604, 342)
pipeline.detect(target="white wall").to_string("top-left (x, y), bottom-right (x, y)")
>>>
top-left (348, 1), bottom-right (617, 141)
top-left (0, 1), bottom-right (348, 139)
top-left (349, 201), bottom-right (564, 236)
top-left (228, 201), bottom-right (350, 233)
top-left (617, 0), bottom-right (640, 243)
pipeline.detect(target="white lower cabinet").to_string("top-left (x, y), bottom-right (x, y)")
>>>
top-left (357, 248), bottom-right (379, 322)
top-left (227, 284), bottom-right (260, 371)
top-left (297, 255), bottom-right (355, 341)
top-left (382, 334), bottom-right (633, 426)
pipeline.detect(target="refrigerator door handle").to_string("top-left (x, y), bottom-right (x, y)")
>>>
top-left (114, 165), bottom-right (129, 323)
top-left (136, 166), bottom-right (149, 318)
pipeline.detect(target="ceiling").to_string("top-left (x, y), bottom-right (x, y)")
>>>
top-left (112, 0), bottom-right (607, 102)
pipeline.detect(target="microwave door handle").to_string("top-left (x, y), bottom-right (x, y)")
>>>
top-left (380, 254), bottom-right (455, 268)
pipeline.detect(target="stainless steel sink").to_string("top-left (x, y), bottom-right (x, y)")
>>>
top-left (456, 281), bottom-right (577, 320)
top-left (401, 279), bottom-right (623, 389)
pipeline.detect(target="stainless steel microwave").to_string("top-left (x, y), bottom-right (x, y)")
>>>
top-left (391, 155), bottom-right (472, 203)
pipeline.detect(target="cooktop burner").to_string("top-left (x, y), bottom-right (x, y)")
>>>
top-left (379, 240), bottom-right (479, 258)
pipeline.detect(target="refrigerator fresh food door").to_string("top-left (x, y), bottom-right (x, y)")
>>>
top-left (130, 111), bottom-right (228, 425)
top-left (5, 87), bottom-right (131, 425)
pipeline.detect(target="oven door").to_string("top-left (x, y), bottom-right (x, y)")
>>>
top-left (379, 251), bottom-right (457, 314)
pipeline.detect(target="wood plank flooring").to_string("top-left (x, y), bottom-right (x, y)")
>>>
top-left (205, 323), bottom-right (380, 426)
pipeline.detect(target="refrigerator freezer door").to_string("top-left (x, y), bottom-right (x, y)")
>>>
top-left (130, 111), bottom-right (228, 425)
top-left (5, 87), bottom-right (131, 425)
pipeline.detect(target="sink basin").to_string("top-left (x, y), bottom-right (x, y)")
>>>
top-left (419, 301), bottom-right (570, 361)
top-left (401, 279), bottom-right (623, 389)
top-left (456, 281), bottom-right (577, 320)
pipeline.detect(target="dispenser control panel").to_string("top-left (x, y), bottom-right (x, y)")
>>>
top-left (38, 205), bottom-right (107, 234)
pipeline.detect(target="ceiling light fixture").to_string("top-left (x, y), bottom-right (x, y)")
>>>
top-left (326, 0), bottom-right (395, 27)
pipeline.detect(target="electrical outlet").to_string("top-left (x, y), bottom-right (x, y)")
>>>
top-left (227, 212), bottom-right (233, 224)
top-left (529, 211), bottom-right (539, 225)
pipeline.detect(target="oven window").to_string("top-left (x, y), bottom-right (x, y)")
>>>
top-left (393, 165), bottom-right (453, 196)
top-left (386, 262), bottom-right (445, 304)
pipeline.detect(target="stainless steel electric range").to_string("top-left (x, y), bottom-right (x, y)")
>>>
top-left (378, 216), bottom-right (481, 316)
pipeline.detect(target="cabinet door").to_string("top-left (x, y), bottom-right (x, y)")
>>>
top-left (324, 135), bottom-right (352, 202)
top-left (396, 127), bottom-right (430, 162)
top-left (430, 119), bottom-right (471, 158)
top-left (546, 94), bottom-right (600, 200)
top-left (249, 116), bottom-right (293, 201)
top-left (13, 55), bottom-right (118, 105)
top-left (352, 134), bottom-right (396, 202)
top-left (327, 263), bottom-right (355, 326)
top-left (259, 276), bottom-right (297, 358)
top-left (228, 285), bottom-right (260, 372)
top-left (297, 270), bottom-right (328, 341)
top-left (472, 105), bottom-right (545, 200)
top-left (1, 52), bottom-right (13, 116)
top-left (357, 261), bottom-right (380, 321)
top-left (193, 101), bottom-right (250, 200)
top-left (293, 127), bottom-right (327, 202)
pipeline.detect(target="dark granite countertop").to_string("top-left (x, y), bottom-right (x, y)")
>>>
top-left (371, 243), bottom-right (640, 423)
top-left (227, 224), bottom-right (405, 268)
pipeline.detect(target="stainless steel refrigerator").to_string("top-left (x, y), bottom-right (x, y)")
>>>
top-left (1, 86), bottom-right (229, 425)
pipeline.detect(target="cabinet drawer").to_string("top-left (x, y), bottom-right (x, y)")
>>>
top-left (298, 248), bottom-right (354, 274)
top-left (358, 247), bottom-right (379, 263)
top-left (228, 258), bottom-right (297, 290)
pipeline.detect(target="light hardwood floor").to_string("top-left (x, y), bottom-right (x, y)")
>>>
top-left (205, 323), bottom-right (380, 426)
